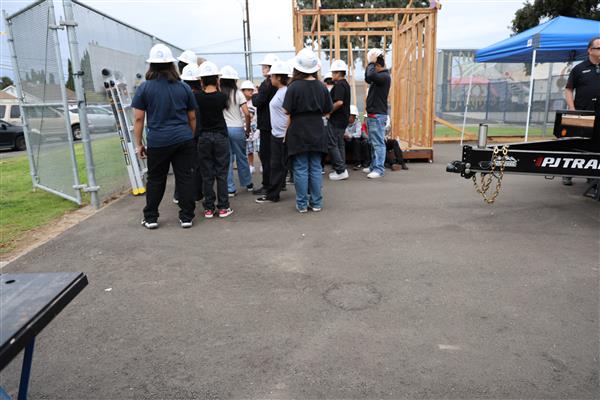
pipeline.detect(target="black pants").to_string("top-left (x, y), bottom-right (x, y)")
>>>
top-left (328, 125), bottom-right (347, 173)
top-left (174, 136), bottom-right (203, 201)
top-left (385, 139), bottom-right (406, 165)
top-left (266, 136), bottom-right (287, 201)
top-left (144, 140), bottom-right (196, 222)
top-left (259, 129), bottom-right (272, 188)
top-left (198, 131), bottom-right (230, 211)
top-left (346, 138), bottom-right (371, 166)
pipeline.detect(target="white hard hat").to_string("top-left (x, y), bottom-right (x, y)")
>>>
top-left (268, 60), bottom-right (292, 76)
top-left (198, 61), bottom-right (220, 77)
top-left (367, 48), bottom-right (384, 60)
top-left (258, 53), bottom-right (280, 66)
top-left (240, 80), bottom-right (255, 90)
top-left (220, 65), bottom-right (239, 80)
top-left (350, 105), bottom-right (359, 116)
top-left (330, 59), bottom-right (348, 73)
top-left (146, 43), bottom-right (177, 63)
top-left (177, 50), bottom-right (198, 66)
top-left (292, 48), bottom-right (320, 74)
top-left (323, 71), bottom-right (332, 80)
top-left (181, 64), bottom-right (201, 81)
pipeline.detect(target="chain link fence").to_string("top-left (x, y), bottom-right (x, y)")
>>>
top-left (435, 49), bottom-right (572, 137)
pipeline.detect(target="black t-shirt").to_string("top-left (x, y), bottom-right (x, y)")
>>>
top-left (195, 91), bottom-right (228, 133)
top-left (282, 79), bottom-right (333, 156)
top-left (329, 79), bottom-right (351, 129)
top-left (566, 59), bottom-right (600, 111)
top-left (252, 78), bottom-right (278, 131)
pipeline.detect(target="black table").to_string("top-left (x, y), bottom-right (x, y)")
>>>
top-left (0, 273), bottom-right (88, 400)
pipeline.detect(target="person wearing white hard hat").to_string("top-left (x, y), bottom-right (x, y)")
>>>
top-left (344, 105), bottom-right (371, 170)
top-left (181, 64), bottom-right (205, 202)
top-left (327, 59), bottom-right (351, 181)
top-left (323, 71), bottom-right (334, 91)
top-left (219, 65), bottom-right (253, 197)
top-left (255, 60), bottom-right (292, 204)
top-left (239, 80), bottom-right (259, 174)
top-left (132, 43), bottom-right (198, 229)
top-left (363, 48), bottom-right (391, 179)
top-left (251, 53), bottom-right (280, 195)
top-left (283, 48), bottom-right (333, 213)
top-left (195, 61), bottom-right (234, 219)
top-left (170, 50), bottom-right (200, 204)
top-left (177, 50), bottom-right (198, 74)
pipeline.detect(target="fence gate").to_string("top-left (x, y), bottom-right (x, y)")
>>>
top-left (5, 0), bottom-right (83, 204)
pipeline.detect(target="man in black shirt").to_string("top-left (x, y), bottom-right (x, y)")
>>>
top-left (562, 37), bottom-right (600, 185)
top-left (364, 48), bottom-right (391, 179)
top-left (328, 59), bottom-right (351, 180)
top-left (251, 53), bottom-right (280, 195)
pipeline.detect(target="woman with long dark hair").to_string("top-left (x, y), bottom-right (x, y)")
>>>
top-left (132, 44), bottom-right (198, 229)
top-left (219, 65), bottom-right (253, 196)
top-left (283, 48), bottom-right (333, 212)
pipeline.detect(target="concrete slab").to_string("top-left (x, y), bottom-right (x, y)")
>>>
top-left (1, 144), bottom-right (598, 399)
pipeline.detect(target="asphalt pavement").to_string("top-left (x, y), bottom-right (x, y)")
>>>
top-left (1, 143), bottom-right (598, 399)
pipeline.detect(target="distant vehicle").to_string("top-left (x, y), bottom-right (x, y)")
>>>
top-left (67, 106), bottom-right (117, 136)
top-left (0, 104), bottom-right (116, 142)
top-left (0, 119), bottom-right (26, 151)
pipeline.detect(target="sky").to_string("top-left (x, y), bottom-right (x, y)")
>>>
top-left (0, 0), bottom-right (526, 79)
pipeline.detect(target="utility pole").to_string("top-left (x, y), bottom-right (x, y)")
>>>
top-left (245, 0), bottom-right (253, 81)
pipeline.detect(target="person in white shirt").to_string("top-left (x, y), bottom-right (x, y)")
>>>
top-left (219, 66), bottom-right (253, 196)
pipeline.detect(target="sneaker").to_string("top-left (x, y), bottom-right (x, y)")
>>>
top-left (391, 164), bottom-right (401, 171)
top-left (362, 167), bottom-right (371, 173)
top-left (296, 206), bottom-right (308, 214)
top-left (367, 171), bottom-right (383, 179)
top-left (218, 208), bottom-right (234, 218)
top-left (353, 164), bottom-right (362, 171)
top-left (172, 198), bottom-right (179, 204)
top-left (228, 191), bottom-right (236, 198)
top-left (562, 177), bottom-right (573, 186)
top-left (141, 220), bottom-right (158, 229)
top-left (402, 163), bottom-right (409, 170)
top-left (204, 210), bottom-right (214, 219)
top-left (250, 165), bottom-right (255, 174)
top-left (321, 169), bottom-right (325, 175)
top-left (179, 220), bottom-right (193, 228)
top-left (255, 196), bottom-right (275, 204)
top-left (246, 183), bottom-right (254, 192)
top-left (252, 187), bottom-right (267, 195)
top-left (329, 170), bottom-right (349, 181)
top-left (308, 205), bottom-right (322, 212)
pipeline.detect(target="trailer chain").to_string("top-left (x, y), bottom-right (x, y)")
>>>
top-left (472, 145), bottom-right (509, 204)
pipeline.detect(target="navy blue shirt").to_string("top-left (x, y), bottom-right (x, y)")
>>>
top-left (131, 77), bottom-right (197, 148)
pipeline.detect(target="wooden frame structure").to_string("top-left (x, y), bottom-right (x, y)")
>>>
top-left (292, 1), bottom-right (440, 161)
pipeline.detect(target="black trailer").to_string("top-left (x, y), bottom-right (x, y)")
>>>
top-left (446, 101), bottom-right (600, 202)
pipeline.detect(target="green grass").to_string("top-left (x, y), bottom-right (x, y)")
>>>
top-left (435, 125), bottom-right (548, 138)
top-left (0, 135), bottom-right (128, 255)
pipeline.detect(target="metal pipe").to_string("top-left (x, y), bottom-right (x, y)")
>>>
top-left (49, 1), bottom-right (82, 205)
top-left (477, 123), bottom-right (488, 149)
top-left (524, 49), bottom-right (536, 142)
top-left (63, 0), bottom-right (100, 208)
top-left (34, 183), bottom-right (82, 204)
top-left (4, 10), bottom-right (38, 189)
top-left (245, 0), bottom-right (253, 81)
top-left (460, 75), bottom-right (473, 147)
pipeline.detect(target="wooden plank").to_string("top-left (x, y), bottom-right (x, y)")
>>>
top-left (297, 8), bottom-right (435, 16)
top-left (428, 11), bottom-right (438, 149)
top-left (347, 35), bottom-right (357, 107)
top-left (304, 30), bottom-right (394, 36)
top-left (397, 13), bottom-right (428, 35)
top-left (423, 16), bottom-right (433, 148)
top-left (317, 11), bottom-right (321, 59)
top-left (434, 116), bottom-right (476, 136)
top-left (338, 21), bottom-right (396, 29)
top-left (334, 14), bottom-right (341, 60)
top-left (415, 19), bottom-right (424, 147)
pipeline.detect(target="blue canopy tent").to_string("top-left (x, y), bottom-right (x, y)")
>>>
top-left (473, 16), bottom-right (600, 141)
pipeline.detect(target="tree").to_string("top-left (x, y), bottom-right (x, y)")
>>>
top-left (66, 59), bottom-right (75, 91)
top-left (512, 0), bottom-right (600, 33)
top-left (0, 76), bottom-right (13, 90)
